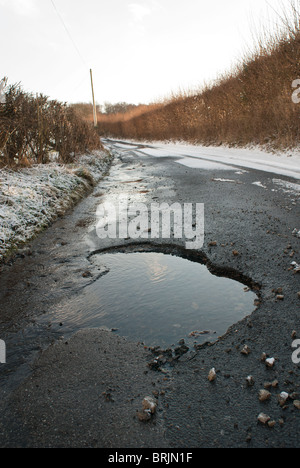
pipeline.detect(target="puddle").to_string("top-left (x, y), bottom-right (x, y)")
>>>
top-left (53, 251), bottom-right (258, 348)
top-left (0, 250), bottom-right (258, 390)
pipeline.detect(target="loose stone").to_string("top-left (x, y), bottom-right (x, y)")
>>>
top-left (259, 390), bottom-right (271, 402)
top-left (208, 368), bottom-right (217, 382)
top-left (258, 413), bottom-right (271, 425)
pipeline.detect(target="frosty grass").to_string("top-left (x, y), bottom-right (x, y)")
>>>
top-left (0, 150), bottom-right (111, 261)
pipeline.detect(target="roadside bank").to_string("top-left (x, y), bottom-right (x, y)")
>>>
top-left (0, 149), bottom-right (113, 264)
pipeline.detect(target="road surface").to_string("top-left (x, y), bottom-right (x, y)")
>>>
top-left (0, 138), bottom-right (299, 448)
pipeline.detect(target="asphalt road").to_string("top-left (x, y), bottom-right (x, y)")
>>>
top-left (0, 139), bottom-right (299, 448)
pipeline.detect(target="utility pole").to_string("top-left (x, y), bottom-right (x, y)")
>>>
top-left (0, 77), bottom-right (7, 104)
top-left (36, 93), bottom-right (41, 162)
top-left (90, 69), bottom-right (98, 128)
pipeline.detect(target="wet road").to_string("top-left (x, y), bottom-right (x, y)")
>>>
top-left (0, 138), bottom-right (299, 448)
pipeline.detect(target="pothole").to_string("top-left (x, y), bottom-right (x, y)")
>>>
top-left (55, 246), bottom-right (259, 349)
top-left (0, 246), bottom-right (260, 389)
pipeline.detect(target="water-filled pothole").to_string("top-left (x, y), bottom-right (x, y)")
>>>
top-left (56, 250), bottom-right (258, 348)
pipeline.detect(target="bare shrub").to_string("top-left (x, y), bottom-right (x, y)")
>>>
top-left (0, 82), bottom-right (102, 167)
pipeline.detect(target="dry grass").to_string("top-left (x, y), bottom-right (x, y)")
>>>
top-left (96, 2), bottom-right (300, 150)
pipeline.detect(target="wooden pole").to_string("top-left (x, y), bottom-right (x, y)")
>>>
top-left (36, 93), bottom-right (41, 162)
top-left (90, 69), bottom-right (98, 128)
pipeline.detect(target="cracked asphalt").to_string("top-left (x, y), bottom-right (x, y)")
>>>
top-left (0, 139), bottom-right (299, 448)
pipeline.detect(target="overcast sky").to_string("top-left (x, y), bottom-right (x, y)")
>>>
top-left (0, 0), bottom-right (293, 106)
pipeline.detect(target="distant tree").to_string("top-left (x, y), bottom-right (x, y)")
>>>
top-left (71, 102), bottom-right (102, 119)
top-left (103, 102), bottom-right (139, 115)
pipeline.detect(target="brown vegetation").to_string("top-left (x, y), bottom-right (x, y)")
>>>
top-left (96, 4), bottom-right (300, 150)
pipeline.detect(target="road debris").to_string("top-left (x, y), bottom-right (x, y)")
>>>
top-left (278, 392), bottom-right (289, 407)
top-left (137, 396), bottom-right (157, 422)
top-left (208, 368), bottom-right (217, 382)
top-left (246, 375), bottom-right (255, 387)
top-left (265, 357), bottom-right (276, 368)
top-left (259, 389), bottom-right (271, 402)
top-left (257, 413), bottom-right (271, 425)
top-left (241, 345), bottom-right (251, 356)
top-left (294, 401), bottom-right (300, 410)
top-left (290, 261), bottom-right (300, 273)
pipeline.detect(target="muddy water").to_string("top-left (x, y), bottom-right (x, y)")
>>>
top-left (50, 252), bottom-right (257, 348)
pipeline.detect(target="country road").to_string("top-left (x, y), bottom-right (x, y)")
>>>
top-left (0, 138), bottom-right (299, 448)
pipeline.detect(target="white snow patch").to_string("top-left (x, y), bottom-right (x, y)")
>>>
top-left (121, 139), bottom-right (300, 180)
top-left (291, 261), bottom-right (300, 272)
top-left (175, 157), bottom-right (235, 171)
top-left (114, 143), bottom-right (139, 150)
top-left (212, 178), bottom-right (237, 183)
top-left (138, 147), bottom-right (174, 158)
top-left (272, 178), bottom-right (300, 195)
top-left (252, 181), bottom-right (267, 189)
top-left (235, 170), bottom-right (248, 175)
top-left (292, 229), bottom-right (300, 238)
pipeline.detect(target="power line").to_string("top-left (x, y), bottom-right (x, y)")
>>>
top-left (49, 0), bottom-right (98, 112)
top-left (50, 0), bottom-right (87, 68)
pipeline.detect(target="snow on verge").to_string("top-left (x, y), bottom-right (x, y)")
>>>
top-left (0, 150), bottom-right (112, 262)
top-left (115, 139), bottom-right (300, 180)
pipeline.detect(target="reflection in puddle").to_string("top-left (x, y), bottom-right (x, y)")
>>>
top-left (54, 252), bottom-right (257, 348)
